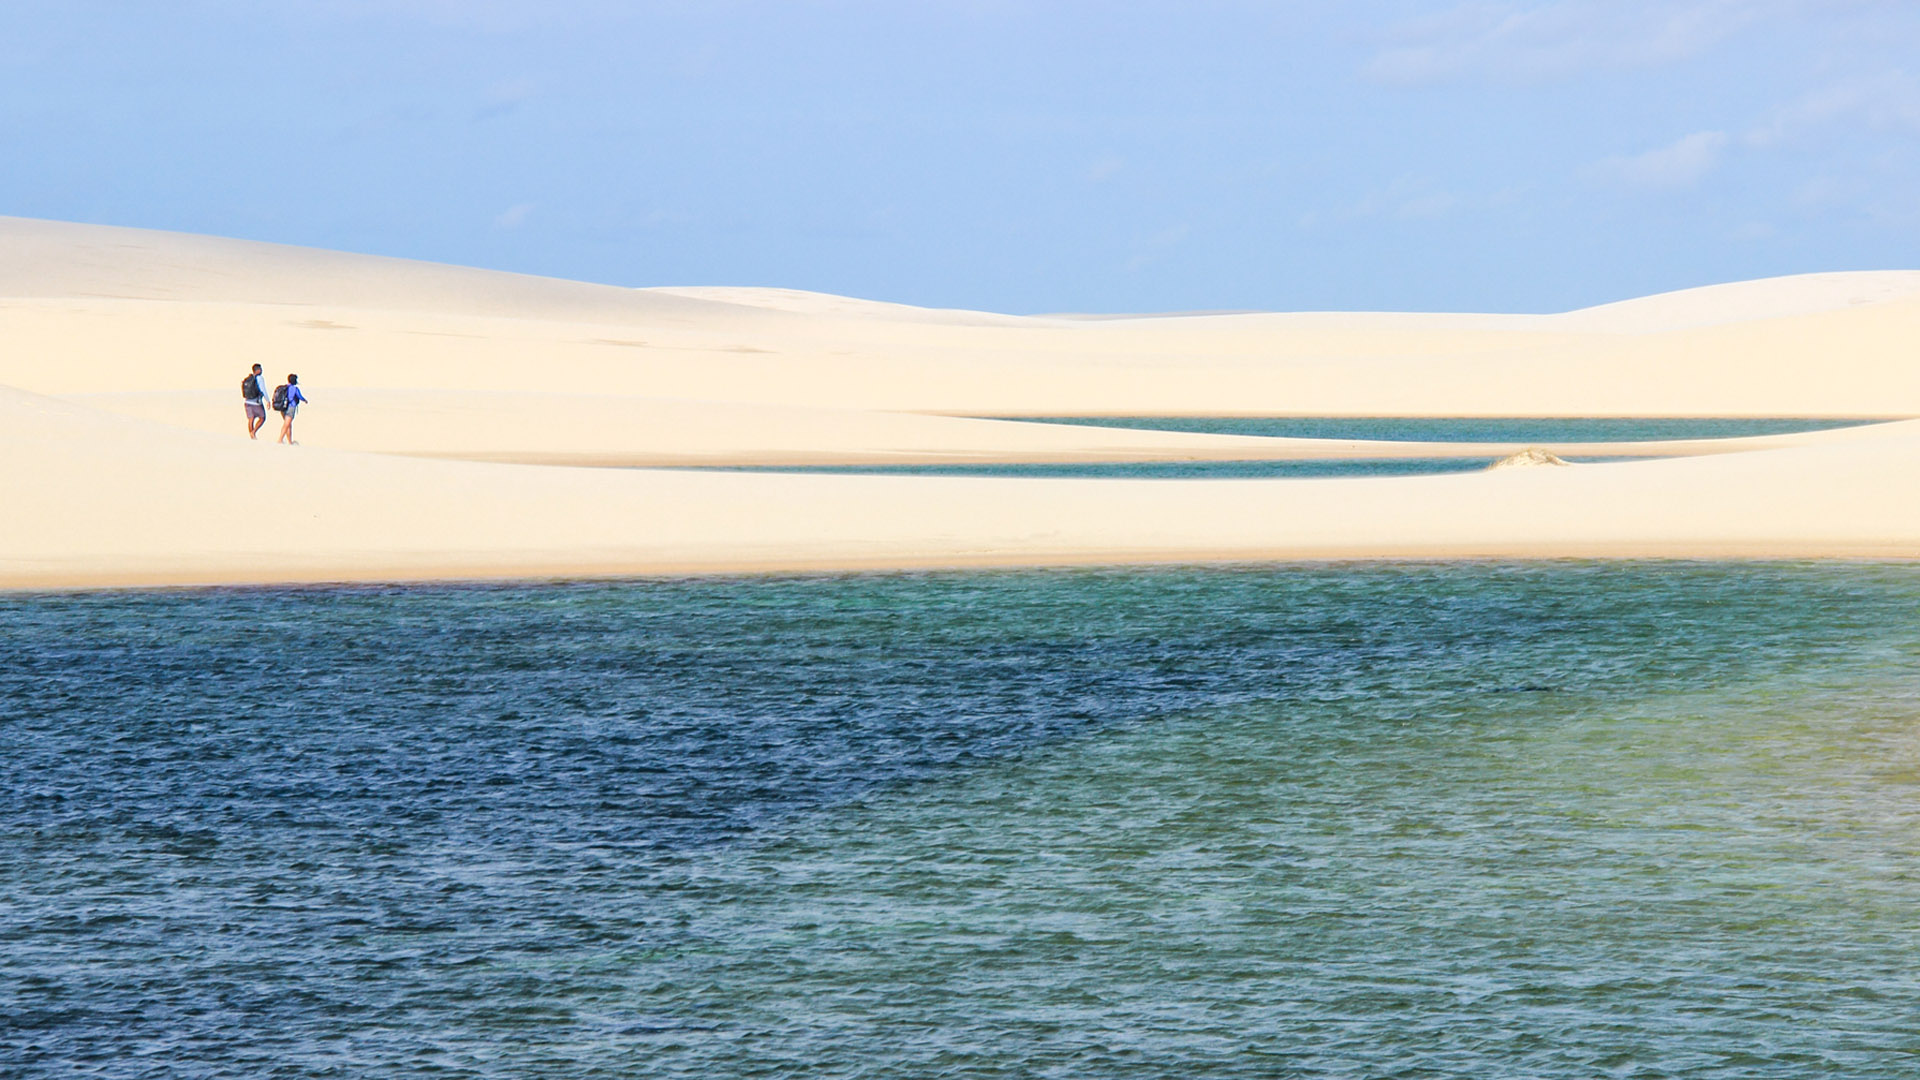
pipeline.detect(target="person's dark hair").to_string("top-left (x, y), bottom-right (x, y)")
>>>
top-left (252, 363), bottom-right (262, 372)
top-left (287, 374), bottom-right (299, 384)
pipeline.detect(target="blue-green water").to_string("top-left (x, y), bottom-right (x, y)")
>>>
top-left (1002, 417), bottom-right (1880, 442)
top-left (5, 565), bottom-right (1920, 1077)
top-left (693, 458), bottom-right (1513, 479)
top-left (685, 418), bottom-right (1879, 478)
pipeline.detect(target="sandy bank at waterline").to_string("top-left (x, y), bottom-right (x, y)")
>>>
top-left (6, 386), bottom-right (1920, 589)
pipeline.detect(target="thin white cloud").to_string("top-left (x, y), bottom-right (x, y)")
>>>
top-left (1595, 130), bottom-right (1730, 189)
top-left (1791, 172), bottom-right (1880, 214)
top-left (1123, 224), bottom-right (1189, 273)
top-left (475, 77), bottom-right (538, 121)
top-left (1395, 192), bottom-right (1461, 220)
top-left (259, 0), bottom-right (631, 32)
top-left (1746, 70), bottom-right (1920, 147)
top-left (1308, 178), bottom-right (1465, 225)
top-left (1364, 0), bottom-right (1782, 85)
top-left (494, 202), bottom-right (535, 229)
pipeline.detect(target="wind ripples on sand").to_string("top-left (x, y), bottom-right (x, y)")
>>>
top-left (4, 565), bottom-right (1920, 1077)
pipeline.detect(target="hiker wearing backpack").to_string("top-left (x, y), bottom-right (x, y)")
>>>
top-left (274, 374), bottom-right (310, 445)
top-left (241, 363), bottom-right (269, 439)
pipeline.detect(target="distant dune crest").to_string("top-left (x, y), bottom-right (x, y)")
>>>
top-left (6, 215), bottom-right (1916, 331)
top-left (1555, 271), bottom-right (1920, 334)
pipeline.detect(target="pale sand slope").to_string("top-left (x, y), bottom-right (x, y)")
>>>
top-left (5, 215), bottom-right (1920, 588)
top-left (7, 385), bottom-right (1920, 590)
top-left (6, 216), bottom-right (1920, 424)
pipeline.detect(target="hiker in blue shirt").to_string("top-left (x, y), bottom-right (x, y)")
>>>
top-left (274, 373), bottom-right (310, 445)
top-left (241, 363), bottom-right (269, 439)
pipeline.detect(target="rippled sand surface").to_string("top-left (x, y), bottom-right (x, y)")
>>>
top-left (6, 564), bottom-right (1920, 1076)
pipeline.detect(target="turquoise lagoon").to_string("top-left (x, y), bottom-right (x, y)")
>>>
top-left (1003, 417), bottom-right (1876, 441)
top-left (696, 418), bottom-right (1877, 479)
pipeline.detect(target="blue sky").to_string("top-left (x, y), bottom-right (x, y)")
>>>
top-left (4, 0), bottom-right (1917, 312)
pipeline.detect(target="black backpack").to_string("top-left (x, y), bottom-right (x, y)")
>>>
top-left (271, 384), bottom-right (290, 412)
top-left (241, 374), bottom-right (257, 400)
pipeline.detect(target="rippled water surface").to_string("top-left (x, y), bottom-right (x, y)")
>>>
top-left (5, 565), bottom-right (1920, 1078)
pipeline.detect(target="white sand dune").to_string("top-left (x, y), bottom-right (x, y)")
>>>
top-left (9, 216), bottom-right (1920, 419)
top-left (3, 216), bottom-right (1918, 588)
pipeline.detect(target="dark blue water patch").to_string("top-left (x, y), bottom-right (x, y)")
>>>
top-left (4, 565), bottom-right (1920, 1078)
top-left (994, 417), bottom-right (1883, 442)
top-left (673, 456), bottom-right (1646, 479)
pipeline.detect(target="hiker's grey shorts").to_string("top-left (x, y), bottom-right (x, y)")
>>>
top-left (245, 401), bottom-right (266, 420)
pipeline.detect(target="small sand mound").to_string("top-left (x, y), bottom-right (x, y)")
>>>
top-left (1487, 447), bottom-right (1570, 470)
